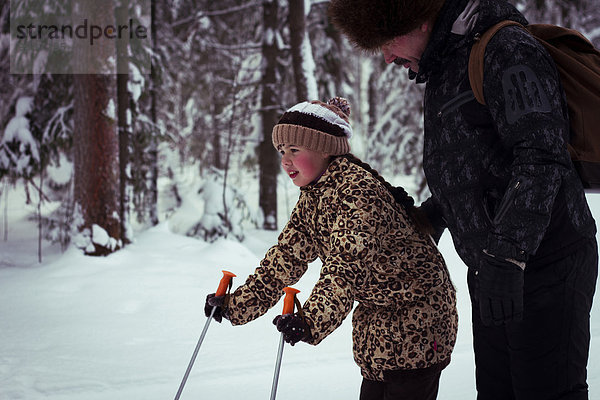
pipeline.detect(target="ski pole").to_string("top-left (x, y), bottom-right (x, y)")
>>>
top-left (173, 270), bottom-right (236, 400)
top-left (270, 287), bottom-right (300, 400)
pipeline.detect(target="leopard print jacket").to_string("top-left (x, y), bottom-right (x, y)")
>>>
top-left (226, 157), bottom-right (458, 381)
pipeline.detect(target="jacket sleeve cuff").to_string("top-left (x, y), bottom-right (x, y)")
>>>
top-left (486, 234), bottom-right (528, 263)
top-left (302, 314), bottom-right (321, 346)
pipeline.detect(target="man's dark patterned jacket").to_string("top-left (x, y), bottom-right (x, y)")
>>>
top-left (416, 0), bottom-right (596, 268)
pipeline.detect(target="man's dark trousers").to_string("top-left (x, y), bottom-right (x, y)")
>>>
top-left (468, 238), bottom-right (598, 400)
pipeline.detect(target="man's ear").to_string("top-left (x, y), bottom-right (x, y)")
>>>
top-left (420, 22), bottom-right (429, 32)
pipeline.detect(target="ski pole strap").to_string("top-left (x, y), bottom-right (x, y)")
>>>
top-left (214, 270), bottom-right (235, 316)
top-left (294, 297), bottom-right (305, 319)
top-left (221, 281), bottom-right (234, 309)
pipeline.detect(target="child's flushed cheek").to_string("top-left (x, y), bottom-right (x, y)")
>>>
top-left (295, 154), bottom-right (322, 177)
top-left (285, 151), bottom-right (330, 187)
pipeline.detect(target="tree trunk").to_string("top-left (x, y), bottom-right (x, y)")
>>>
top-left (72, 0), bottom-right (121, 255)
top-left (2, 180), bottom-right (7, 241)
top-left (148, 0), bottom-right (159, 226)
top-left (115, 3), bottom-right (131, 243)
top-left (259, 0), bottom-right (281, 230)
top-left (366, 68), bottom-right (377, 159)
top-left (73, 74), bottom-right (121, 255)
top-left (289, 0), bottom-right (308, 102)
top-left (210, 83), bottom-right (223, 170)
top-left (327, 23), bottom-right (345, 97)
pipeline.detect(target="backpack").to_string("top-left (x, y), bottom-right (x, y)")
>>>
top-left (468, 21), bottom-right (600, 190)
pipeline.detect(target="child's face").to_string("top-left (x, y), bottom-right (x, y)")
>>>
top-left (278, 144), bottom-right (331, 187)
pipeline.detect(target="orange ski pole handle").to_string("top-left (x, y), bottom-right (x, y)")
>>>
top-left (270, 287), bottom-right (301, 400)
top-left (215, 270), bottom-right (236, 297)
top-left (281, 287), bottom-right (300, 315)
top-left (173, 270), bottom-right (236, 400)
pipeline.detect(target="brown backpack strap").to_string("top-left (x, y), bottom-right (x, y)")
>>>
top-left (468, 20), bottom-right (525, 105)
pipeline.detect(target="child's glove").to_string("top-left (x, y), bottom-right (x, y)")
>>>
top-left (273, 313), bottom-right (311, 345)
top-left (477, 252), bottom-right (525, 326)
top-left (204, 293), bottom-right (228, 323)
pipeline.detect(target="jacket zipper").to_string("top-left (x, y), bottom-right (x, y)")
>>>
top-left (437, 90), bottom-right (476, 118)
top-left (493, 180), bottom-right (521, 225)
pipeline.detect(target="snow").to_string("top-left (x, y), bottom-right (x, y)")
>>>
top-left (91, 224), bottom-right (111, 247)
top-left (275, 30), bottom-right (285, 52)
top-left (46, 153), bottom-right (73, 186)
top-left (301, 32), bottom-right (318, 100)
top-left (3, 109), bottom-right (33, 145)
top-left (43, 105), bottom-right (73, 145)
top-left (128, 63), bottom-right (145, 103)
top-left (105, 99), bottom-right (116, 120)
top-left (587, 26), bottom-right (600, 44)
top-left (32, 50), bottom-right (48, 76)
top-left (15, 97), bottom-right (34, 117)
top-left (1, 96), bottom-right (40, 176)
top-left (264, 27), bottom-right (274, 47)
top-left (1, 184), bottom-right (599, 400)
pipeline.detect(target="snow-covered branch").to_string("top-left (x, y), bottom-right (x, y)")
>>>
top-left (171, 1), bottom-right (263, 28)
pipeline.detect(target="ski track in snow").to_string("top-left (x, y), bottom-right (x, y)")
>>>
top-left (1, 187), bottom-right (599, 399)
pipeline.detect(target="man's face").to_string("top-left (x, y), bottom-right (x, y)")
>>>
top-left (381, 23), bottom-right (431, 73)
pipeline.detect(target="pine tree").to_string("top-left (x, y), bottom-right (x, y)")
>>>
top-left (258, 0), bottom-right (282, 230)
top-left (71, 0), bottom-right (122, 256)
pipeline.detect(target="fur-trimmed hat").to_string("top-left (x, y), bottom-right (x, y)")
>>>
top-left (328, 0), bottom-right (446, 51)
top-left (272, 97), bottom-right (352, 155)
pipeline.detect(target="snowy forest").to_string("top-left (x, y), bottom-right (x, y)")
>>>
top-left (2, 0), bottom-right (600, 259)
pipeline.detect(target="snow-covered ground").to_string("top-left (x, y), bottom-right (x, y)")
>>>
top-left (1, 185), bottom-right (599, 400)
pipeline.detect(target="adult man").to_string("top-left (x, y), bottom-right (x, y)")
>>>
top-left (329, 0), bottom-right (598, 399)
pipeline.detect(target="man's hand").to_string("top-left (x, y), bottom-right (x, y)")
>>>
top-left (477, 252), bottom-right (525, 326)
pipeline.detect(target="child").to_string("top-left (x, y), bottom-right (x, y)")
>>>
top-left (205, 97), bottom-right (458, 400)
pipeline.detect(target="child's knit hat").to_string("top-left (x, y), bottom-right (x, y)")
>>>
top-left (272, 97), bottom-right (352, 155)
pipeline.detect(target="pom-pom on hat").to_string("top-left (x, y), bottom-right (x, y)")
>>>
top-left (272, 97), bottom-right (352, 155)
